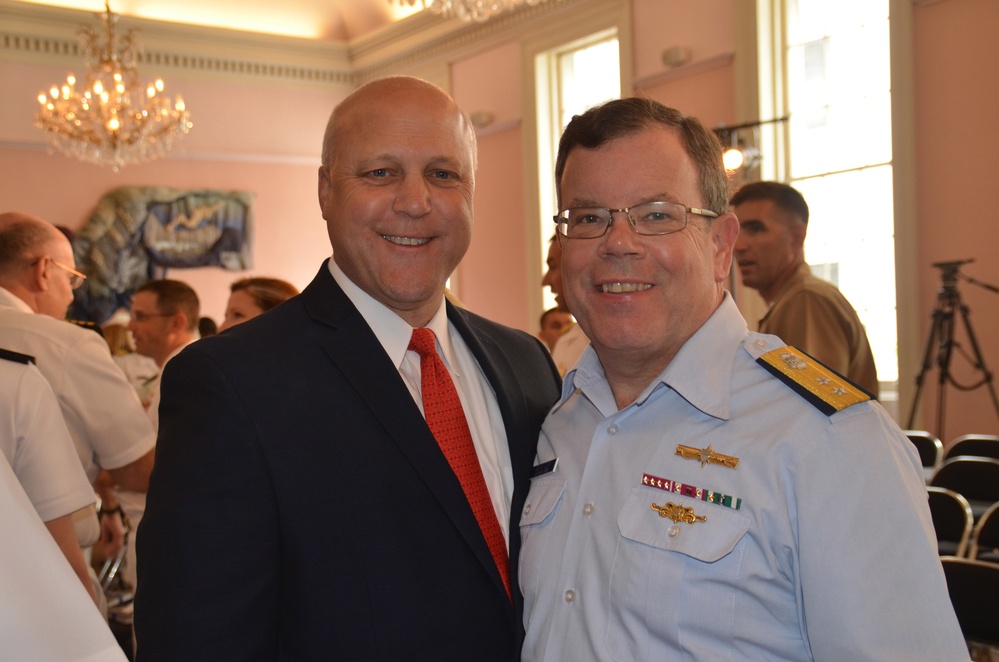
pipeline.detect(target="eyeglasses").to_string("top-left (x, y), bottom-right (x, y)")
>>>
top-left (50, 259), bottom-right (87, 290)
top-left (554, 201), bottom-right (719, 239)
top-left (132, 311), bottom-right (174, 322)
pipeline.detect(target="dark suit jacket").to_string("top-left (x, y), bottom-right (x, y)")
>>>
top-left (135, 262), bottom-right (560, 661)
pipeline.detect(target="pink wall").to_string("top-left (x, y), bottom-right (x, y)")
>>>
top-left (912, 0), bottom-right (999, 441)
top-left (636, 61), bottom-right (737, 128)
top-left (1, 55), bottom-right (346, 323)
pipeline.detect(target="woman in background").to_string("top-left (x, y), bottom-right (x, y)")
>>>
top-left (218, 277), bottom-right (299, 332)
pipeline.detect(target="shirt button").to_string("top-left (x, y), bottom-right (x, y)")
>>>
top-left (564, 589), bottom-right (576, 603)
top-left (523, 503), bottom-right (532, 516)
top-left (754, 338), bottom-right (767, 349)
top-left (582, 503), bottom-right (594, 517)
top-left (607, 424), bottom-right (619, 435)
top-left (668, 526), bottom-right (680, 537)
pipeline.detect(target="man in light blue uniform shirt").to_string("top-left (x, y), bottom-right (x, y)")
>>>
top-left (519, 98), bottom-right (968, 661)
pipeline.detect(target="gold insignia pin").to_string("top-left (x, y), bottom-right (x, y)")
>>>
top-left (651, 502), bottom-right (706, 524)
top-left (674, 443), bottom-right (739, 469)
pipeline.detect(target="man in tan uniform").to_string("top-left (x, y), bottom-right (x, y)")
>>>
top-left (731, 182), bottom-right (878, 396)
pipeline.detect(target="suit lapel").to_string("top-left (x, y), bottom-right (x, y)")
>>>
top-left (446, 303), bottom-right (535, 493)
top-left (301, 265), bottom-right (513, 608)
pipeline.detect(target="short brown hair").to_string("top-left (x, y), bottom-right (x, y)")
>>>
top-left (135, 280), bottom-right (200, 332)
top-left (554, 98), bottom-right (729, 215)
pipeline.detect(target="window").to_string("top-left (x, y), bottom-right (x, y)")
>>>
top-left (536, 33), bottom-right (620, 312)
top-left (761, 0), bottom-right (899, 399)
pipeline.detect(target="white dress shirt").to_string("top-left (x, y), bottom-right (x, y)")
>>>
top-left (329, 259), bottom-right (514, 542)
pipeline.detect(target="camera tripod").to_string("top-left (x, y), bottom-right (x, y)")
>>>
top-left (907, 260), bottom-right (999, 440)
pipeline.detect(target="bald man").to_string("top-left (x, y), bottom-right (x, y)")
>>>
top-left (135, 76), bottom-right (560, 661)
top-left (0, 213), bottom-right (155, 568)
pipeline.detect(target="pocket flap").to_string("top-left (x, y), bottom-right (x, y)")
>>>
top-left (520, 477), bottom-right (566, 527)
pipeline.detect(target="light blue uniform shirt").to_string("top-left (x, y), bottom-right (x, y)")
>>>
top-left (520, 294), bottom-right (968, 662)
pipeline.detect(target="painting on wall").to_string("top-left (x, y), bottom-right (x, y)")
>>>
top-left (71, 186), bottom-right (254, 323)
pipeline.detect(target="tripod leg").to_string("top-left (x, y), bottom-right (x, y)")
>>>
top-left (956, 303), bottom-right (999, 426)
top-left (907, 307), bottom-right (943, 429)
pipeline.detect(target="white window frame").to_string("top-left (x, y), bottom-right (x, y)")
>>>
top-left (734, 0), bottom-right (918, 420)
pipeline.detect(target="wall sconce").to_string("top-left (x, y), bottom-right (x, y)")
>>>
top-left (714, 116), bottom-right (788, 173)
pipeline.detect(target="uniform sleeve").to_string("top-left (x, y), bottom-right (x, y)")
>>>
top-left (791, 407), bottom-right (969, 660)
top-left (8, 364), bottom-right (95, 522)
top-left (52, 330), bottom-right (155, 478)
top-left (134, 347), bottom-right (281, 660)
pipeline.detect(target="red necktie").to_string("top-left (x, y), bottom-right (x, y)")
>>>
top-left (409, 328), bottom-right (511, 600)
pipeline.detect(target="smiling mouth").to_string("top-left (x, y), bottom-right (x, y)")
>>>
top-left (382, 235), bottom-right (429, 246)
top-left (600, 282), bottom-right (653, 293)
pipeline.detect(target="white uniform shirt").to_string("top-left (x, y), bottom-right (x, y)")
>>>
top-left (0, 287), bottom-right (155, 483)
top-left (521, 294), bottom-right (968, 662)
top-left (0, 357), bottom-right (95, 522)
top-left (329, 260), bottom-right (514, 542)
top-left (0, 455), bottom-right (127, 662)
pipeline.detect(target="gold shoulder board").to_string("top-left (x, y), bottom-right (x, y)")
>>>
top-left (757, 346), bottom-right (873, 416)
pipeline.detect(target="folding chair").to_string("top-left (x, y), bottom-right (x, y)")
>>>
top-left (905, 430), bottom-right (943, 483)
top-left (930, 456), bottom-right (999, 520)
top-left (940, 557), bottom-right (999, 650)
top-left (927, 487), bottom-right (974, 557)
top-left (969, 501), bottom-right (999, 563)
top-left (944, 434), bottom-right (999, 462)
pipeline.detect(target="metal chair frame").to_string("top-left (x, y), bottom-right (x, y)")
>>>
top-left (927, 486), bottom-right (974, 558)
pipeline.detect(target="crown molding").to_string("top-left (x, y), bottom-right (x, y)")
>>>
top-left (2, 0), bottom-right (600, 88)
top-left (0, 0), bottom-right (354, 87)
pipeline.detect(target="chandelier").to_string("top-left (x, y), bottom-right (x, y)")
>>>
top-left (394, 0), bottom-right (548, 22)
top-left (34, 1), bottom-right (192, 171)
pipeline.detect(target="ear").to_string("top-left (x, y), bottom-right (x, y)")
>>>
top-left (711, 212), bottom-right (740, 283)
top-left (317, 165), bottom-right (332, 220)
top-left (31, 256), bottom-right (51, 293)
top-left (790, 219), bottom-right (807, 246)
top-left (169, 312), bottom-right (189, 335)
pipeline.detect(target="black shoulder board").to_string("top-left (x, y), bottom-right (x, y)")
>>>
top-left (757, 345), bottom-right (873, 416)
top-left (0, 348), bottom-right (35, 365)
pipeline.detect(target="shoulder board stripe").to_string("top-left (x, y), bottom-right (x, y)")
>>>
top-left (0, 348), bottom-right (36, 365)
top-left (757, 346), bottom-right (872, 416)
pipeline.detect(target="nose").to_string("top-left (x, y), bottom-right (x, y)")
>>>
top-left (598, 210), bottom-right (642, 256)
top-left (393, 173), bottom-right (432, 217)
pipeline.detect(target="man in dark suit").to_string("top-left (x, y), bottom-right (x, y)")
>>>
top-left (134, 76), bottom-right (561, 660)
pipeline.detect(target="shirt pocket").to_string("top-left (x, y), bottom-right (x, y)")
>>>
top-left (518, 477), bottom-right (566, 601)
top-left (606, 486), bottom-right (752, 661)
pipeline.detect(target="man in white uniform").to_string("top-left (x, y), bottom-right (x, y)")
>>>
top-left (0, 212), bottom-right (155, 570)
top-left (1, 451), bottom-right (127, 662)
top-left (520, 98), bottom-right (968, 661)
top-left (0, 348), bottom-right (98, 602)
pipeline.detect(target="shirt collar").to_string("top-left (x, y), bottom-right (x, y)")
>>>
top-left (327, 257), bottom-right (452, 371)
top-left (561, 292), bottom-right (747, 421)
top-left (0, 286), bottom-right (34, 314)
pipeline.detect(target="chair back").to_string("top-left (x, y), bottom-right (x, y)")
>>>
top-left (940, 556), bottom-right (999, 646)
top-left (927, 487), bottom-right (974, 557)
top-left (944, 434), bottom-right (999, 462)
top-left (930, 456), bottom-right (999, 519)
top-left (904, 430), bottom-right (943, 481)
top-left (969, 501), bottom-right (999, 562)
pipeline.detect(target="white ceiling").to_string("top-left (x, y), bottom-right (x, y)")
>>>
top-left (13, 0), bottom-right (424, 42)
